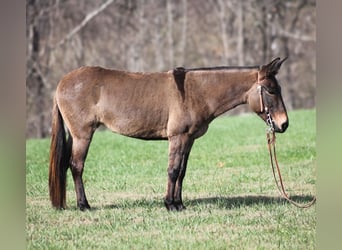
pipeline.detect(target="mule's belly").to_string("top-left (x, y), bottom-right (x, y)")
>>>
top-left (99, 103), bottom-right (169, 140)
top-left (106, 118), bottom-right (168, 140)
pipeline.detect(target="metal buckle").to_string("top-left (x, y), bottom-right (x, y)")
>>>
top-left (265, 107), bottom-right (274, 132)
top-left (257, 85), bottom-right (262, 94)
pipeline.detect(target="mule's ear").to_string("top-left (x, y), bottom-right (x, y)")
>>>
top-left (259, 57), bottom-right (287, 77)
top-left (275, 57), bottom-right (287, 70)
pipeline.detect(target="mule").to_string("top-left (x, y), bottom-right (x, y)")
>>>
top-left (49, 57), bottom-right (288, 211)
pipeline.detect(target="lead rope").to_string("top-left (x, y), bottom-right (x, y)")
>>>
top-left (265, 109), bottom-right (316, 208)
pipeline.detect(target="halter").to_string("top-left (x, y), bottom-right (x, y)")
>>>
top-left (257, 84), bottom-right (274, 132)
top-left (256, 79), bottom-right (316, 208)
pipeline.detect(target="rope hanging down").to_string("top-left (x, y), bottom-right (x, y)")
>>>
top-left (266, 129), bottom-right (316, 208)
top-left (257, 83), bottom-right (315, 208)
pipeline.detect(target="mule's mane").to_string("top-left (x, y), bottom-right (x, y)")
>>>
top-left (181, 65), bottom-right (260, 72)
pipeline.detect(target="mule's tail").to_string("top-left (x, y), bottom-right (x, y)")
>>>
top-left (49, 98), bottom-right (70, 209)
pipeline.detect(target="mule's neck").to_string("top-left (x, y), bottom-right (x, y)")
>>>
top-left (189, 69), bottom-right (258, 118)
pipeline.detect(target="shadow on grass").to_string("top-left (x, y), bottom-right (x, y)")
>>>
top-left (187, 195), bottom-right (316, 209)
top-left (92, 194), bottom-right (316, 211)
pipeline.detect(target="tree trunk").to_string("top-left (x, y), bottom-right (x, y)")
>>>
top-left (217, 0), bottom-right (229, 64)
top-left (166, 0), bottom-right (174, 68)
top-left (237, 1), bottom-right (244, 65)
top-left (178, 0), bottom-right (187, 66)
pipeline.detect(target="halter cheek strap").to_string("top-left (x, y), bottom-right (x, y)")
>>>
top-left (257, 84), bottom-right (273, 131)
top-left (257, 85), bottom-right (264, 113)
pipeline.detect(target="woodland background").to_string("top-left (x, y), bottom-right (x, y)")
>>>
top-left (26, 0), bottom-right (316, 138)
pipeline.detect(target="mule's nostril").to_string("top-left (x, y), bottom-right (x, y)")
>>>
top-left (281, 121), bottom-right (289, 132)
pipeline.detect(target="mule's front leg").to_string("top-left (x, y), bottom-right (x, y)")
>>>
top-left (165, 135), bottom-right (192, 211)
top-left (173, 139), bottom-right (193, 210)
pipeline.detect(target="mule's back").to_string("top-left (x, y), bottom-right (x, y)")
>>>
top-left (56, 66), bottom-right (179, 139)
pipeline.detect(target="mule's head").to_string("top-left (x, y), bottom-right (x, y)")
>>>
top-left (247, 57), bottom-right (289, 133)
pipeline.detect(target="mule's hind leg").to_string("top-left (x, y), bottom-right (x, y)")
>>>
top-left (70, 136), bottom-right (92, 210)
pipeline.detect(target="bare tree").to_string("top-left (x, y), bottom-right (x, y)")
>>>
top-left (178, 0), bottom-right (187, 66)
top-left (166, 0), bottom-right (174, 68)
top-left (236, 1), bottom-right (244, 65)
top-left (216, 0), bottom-right (230, 64)
top-left (26, 0), bottom-right (54, 138)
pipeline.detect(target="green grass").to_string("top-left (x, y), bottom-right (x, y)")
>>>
top-left (26, 109), bottom-right (316, 249)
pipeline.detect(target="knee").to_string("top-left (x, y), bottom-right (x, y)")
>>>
top-left (70, 160), bottom-right (84, 175)
top-left (168, 167), bottom-right (180, 182)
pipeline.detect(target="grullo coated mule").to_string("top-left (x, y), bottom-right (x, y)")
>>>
top-left (49, 57), bottom-right (288, 211)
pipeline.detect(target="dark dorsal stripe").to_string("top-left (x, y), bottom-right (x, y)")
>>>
top-left (184, 65), bottom-right (260, 71)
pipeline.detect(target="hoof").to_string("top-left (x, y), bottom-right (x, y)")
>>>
top-left (78, 202), bottom-right (91, 211)
top-left (175, 203), bottom-right (186, 211)
top-left (164, 200), bottom-right (186, 211)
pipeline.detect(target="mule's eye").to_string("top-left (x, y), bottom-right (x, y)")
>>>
top-left (264, 87), bottom-right (277, 95)
top-left (268, 89), bottom-right (277, 95)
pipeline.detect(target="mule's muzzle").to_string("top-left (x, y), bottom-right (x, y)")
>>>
top-left (281, 120), bottom-right (289, 132)
top-left (274, 120), bottom-right (288, 133)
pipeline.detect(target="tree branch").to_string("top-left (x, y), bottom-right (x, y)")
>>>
top-left (278, 28), bottom-right (315, 42)
top-left (54, 0), bottom-right (115, 49)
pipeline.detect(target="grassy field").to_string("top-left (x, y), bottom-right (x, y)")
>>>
top-left (26, 109), bottom-right (316, 249)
